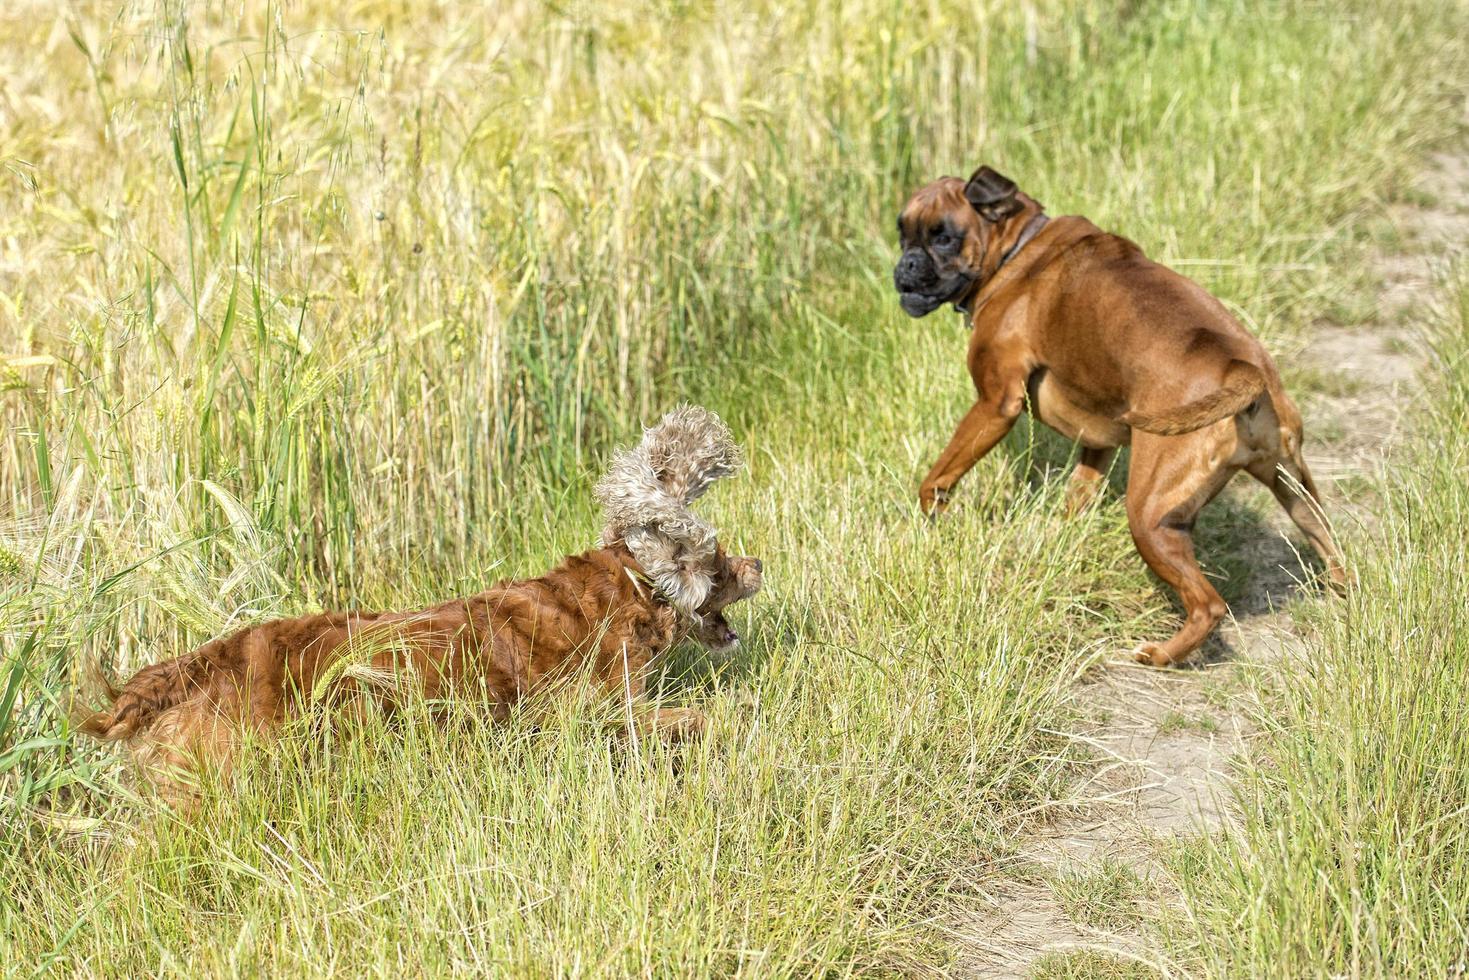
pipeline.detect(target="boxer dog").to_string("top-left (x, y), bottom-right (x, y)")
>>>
top-left (894, 166), bottom-right (1346, 665)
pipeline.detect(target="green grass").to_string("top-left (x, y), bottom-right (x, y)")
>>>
top-left (1155, 711), bottom-right (1220, 737)
top-left (1162, 262), bottom-right (1469, 976)
top-left (1031, 949), bottom-right (1159, 980)
top-left (2, 0), bottom-right (1467, 974)
top-left (1050, 858), bottom-right (1147, 931)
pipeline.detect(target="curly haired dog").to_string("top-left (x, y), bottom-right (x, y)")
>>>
top-left (78, 405), bottom-right (762, 794)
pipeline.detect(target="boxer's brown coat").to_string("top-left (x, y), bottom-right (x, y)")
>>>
top-left (895, 167), bottom-right (1346, 665)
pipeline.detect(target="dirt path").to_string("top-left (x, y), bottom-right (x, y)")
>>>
top-left (953, 147), bottom-right (1469, 978)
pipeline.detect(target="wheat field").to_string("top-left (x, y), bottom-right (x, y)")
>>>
top-left (2, 0), bottom-right (1468, 975)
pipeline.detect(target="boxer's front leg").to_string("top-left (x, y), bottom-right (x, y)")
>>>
top-left (920, 381), bottom-right (1026, 516)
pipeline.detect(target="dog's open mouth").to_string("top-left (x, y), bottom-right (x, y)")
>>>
top-left (898, 275), bottom-right (973, 317)
top-left (695, 612), bottom-right (741, 652)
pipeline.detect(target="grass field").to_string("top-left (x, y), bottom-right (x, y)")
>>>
top-left (1162, 263), bottom-right (1469, 977)
top-left (2, 0), bottom-right (1467, 974)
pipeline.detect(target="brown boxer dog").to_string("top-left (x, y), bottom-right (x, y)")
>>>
top-left (894, 166), bottom-right (1347, 665)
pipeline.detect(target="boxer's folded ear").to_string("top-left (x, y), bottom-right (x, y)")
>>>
top-left (964, 166), bottom-right (1021, 221)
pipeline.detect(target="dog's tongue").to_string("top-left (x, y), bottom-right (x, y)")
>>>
top-left (704, 612), bottom-right (738, 646)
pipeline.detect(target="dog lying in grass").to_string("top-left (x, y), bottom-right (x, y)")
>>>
top-left (78, 405), bottom-right (762, 796)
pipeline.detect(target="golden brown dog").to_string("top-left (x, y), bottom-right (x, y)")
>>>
top-left (79, 406), bottom-right (762, 795)
top-left (894, 166), bottom-right (1346, 665)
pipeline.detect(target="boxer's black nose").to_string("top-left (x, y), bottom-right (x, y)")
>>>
top-left (895, 250), bottom-right (931, 290)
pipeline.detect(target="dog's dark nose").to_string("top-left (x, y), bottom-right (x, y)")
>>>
top-left (750, 558), bottom-right (763, 573)
top-left (894, 250), bottom-right (931, 290)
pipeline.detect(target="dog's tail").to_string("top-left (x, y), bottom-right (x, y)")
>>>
top-left (1121, 359), bottom-right (1267, 436)
top-left (74, 649), bottom-right (204, 742)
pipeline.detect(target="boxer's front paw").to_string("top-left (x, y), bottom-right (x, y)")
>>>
top-left (919, 484), bottom-right (951, 520)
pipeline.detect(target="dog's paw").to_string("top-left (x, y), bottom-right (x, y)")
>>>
top-left (653, 707), bottom-right (707, 744)
top-left (1131, 642), bottom-right (1172, 667)
top-left (919, 485), bottom-right (950, 520)
top-left (1326, 564), bottom-right (1356, 595)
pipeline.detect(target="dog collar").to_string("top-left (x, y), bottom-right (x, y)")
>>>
top-left (997, 212), bottom-right (1050, 271)
top-left (955, 213), bottom-right (1050, 315)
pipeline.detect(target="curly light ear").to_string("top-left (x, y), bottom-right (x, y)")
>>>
top-left (641, 404), bottom-right (742, 505)
top-left (622, 527), bottom-right (715, 614)
top-left (595, 405), bottom-right (742, 538)
top-left (595, 443), bottom-right (682, 544)
top-left (595, 405), bottom-right (740, 609)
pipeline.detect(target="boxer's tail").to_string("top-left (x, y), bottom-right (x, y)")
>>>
top-left (1122, 360), bottom-right (1267, 437)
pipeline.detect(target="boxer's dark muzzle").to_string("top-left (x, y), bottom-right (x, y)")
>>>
top-left (894, 247), bottom-right (974, 317)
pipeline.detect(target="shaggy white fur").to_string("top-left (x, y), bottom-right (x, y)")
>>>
top-left (595, 405), bottom-right (743, 613)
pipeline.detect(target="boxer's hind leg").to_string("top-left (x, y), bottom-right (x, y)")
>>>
top-left (1247, 429), bottom-right (1349, 590)
top-left (1126, 428), bottom-right (1240, 666)
top-left (1065, 446), bottom-right (1117, 515)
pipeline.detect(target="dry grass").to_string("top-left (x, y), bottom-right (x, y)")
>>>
top-left (1, 0), bottom-right (1466, 974)
top-left (1163, 260), bottom-right (1469, 977)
